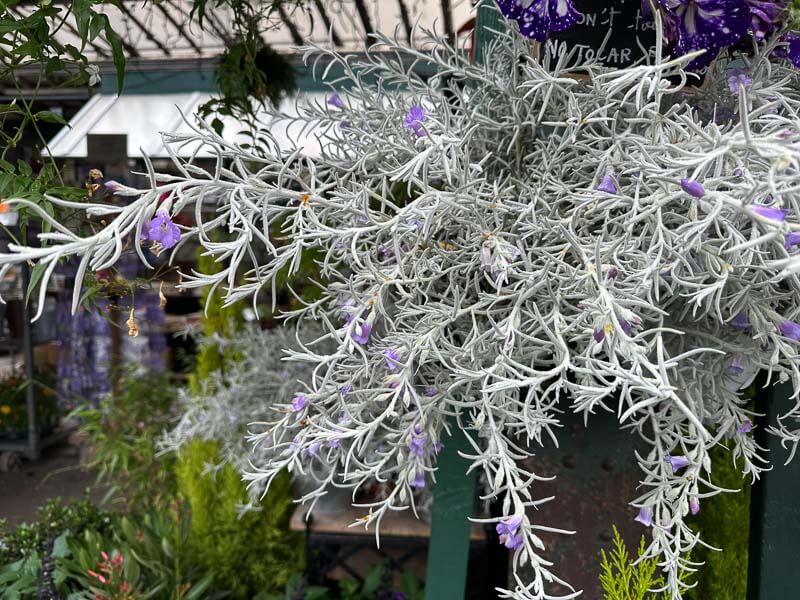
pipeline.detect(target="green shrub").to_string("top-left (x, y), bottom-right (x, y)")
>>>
top-left (0, 497), bottom-right (111, 565)
top-left (175, 439), bottom-right (301, 598)
top-left (684, 444), bottom-right (750, 600)
top-left (599, 526), bottom-right (671, 600)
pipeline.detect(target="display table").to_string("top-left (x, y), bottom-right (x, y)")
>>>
top-left (289, 504), bottom-right (490, 591)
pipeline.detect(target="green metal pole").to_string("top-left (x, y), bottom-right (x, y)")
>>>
top-left (746, 381), bottom-right (800, 600)
top-left (424, 4), bottom-right (503, 599)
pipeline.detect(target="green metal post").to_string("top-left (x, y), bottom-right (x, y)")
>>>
top-left (424, 4), bottom-right (503, 599)
top-left (747, 381), bottom-right (800, 599)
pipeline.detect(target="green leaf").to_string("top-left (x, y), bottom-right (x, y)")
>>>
top-left (34, 110), bottom-right (67, 125)
top-left (71, 0), bottom-right (91, 43)
top-left (24, 262), bottom-right (47, 306)
top-left (52, 531), bottom-right (71, 558)
top-left (89, 11), bottom-right (104, 41)
top-left (97, 14), bottom-right (125, 93)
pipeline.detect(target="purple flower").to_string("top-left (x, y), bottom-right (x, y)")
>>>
top-left (340, 120), bottom-right (350, 130)
top-left (730, 312), bottom-right (751, 331)
top-left (495, 0), bottom-right (582, 42)
top-left (619, 319), bottom-right (633, 335)
top-left (746, 0), bottom-right (787, 40)
top-left (384, 348), bottom-right (402, 371)
top-left (330, 438), bottom-right (340, 449)
top-left (143, 210), bottom-right (181, 248)
top-left (502, 532), bottom-right (524, 550)
top-left (597, 173), bottom-right (618, 194)
top-left (352, 321), bottom-right (372, 345)
top-left (291, 394), bottom-right (308, 412)
top-left (681, 178), bottom-right (705, 198)
top-left (779, 320), bottom-right (800, 341)
top-left (649, 0), bottom-right (751, 70)
top-left (408, 426), bottom-right (426, 457)
top-left (391, 593), bottom-right (406, 600)
top-left (738, 419), bottom-right (753, 433)
top-left (729, 356), bottom-right (745, 374)
top-left (424, 386), bottom-right (437, 397)
top-left (432, 441), bottom-right (444, 454)
top-left (403, 105), bottom-right (426, 137)
top-left (340, 383), bottom-right (352, 397)
top-left (407, 217), bottom-right (424, 230)
top-left (776, 31), bottom-right (800, 68)
top-left (593, 328), bottom-right (605, 343)
top-left (751, 204), bottom-right (788, 221)
top-left (728, 69), bottom-right (753, 94)
top-left (785, 232), bottom-right (800, 250)
top-left (327, 92), bottom-right (344, 109)
top-left (410, 471), bottom-right (426, 488)
top-left (689, 496), bottom-right (700, 515)
top-left (665, 454), bottom-right (691, 473)
top-left (733, 167), bottom-right (744, 178)
top-left (635, 506), bottom-right (653, 527)
top-left (303, 441), bottom-right (321, 457)
top-left (496, 514), bottom-right (524, 536)
top-left (606, 266), bottom-right (620, 280)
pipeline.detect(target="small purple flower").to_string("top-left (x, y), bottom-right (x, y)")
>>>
top-left (384, 348), bottom-right (402, 371)
top-left (619, 319), bottom-right (633, 335)
top-left (785, 232), bottom-right (800, 250)
top-left (330, 438), bottom-right (340, 449)
top-left (728, 70), bottom-right (753, 94)
top-left (606, 266), bottom-right (619, 280)
top-left (410, 471), bottom-right (426, 488)
top-left (752, 204), bottom-right (788, 221)
top-left (635, 506), bottom-right (653, 527)
top-left (728, 356), bottom-right (745, 375)
top-left (143, 210), bottom-right (181, 249)
top-left (340, 120), bottom-right (350, 130)
top-left (681, 178), bottom-right (705, 199)
top-left (424, 386), bottom-right (437, 397)
top-left (495, 0), bottom-right (581, 42)
top-left (502, 532), bottom-right (524, 550)
top-left (303, 441), bottom-right (321, 457)
top-left (779, 320), bottom-right (800, 341)
top-left (689, 496), bottom-right (700, 516)
top-left (593, 328), bottom-right (605, 343)
top-left (352, 321), bottom-right (372, 345)
top-left (338, 412), bottom-right (348, 424)
top-left (403, 105), bottom-right (426, 137)
top-left (738, 419), bottom-right (753, 433)
top-left (408, 426), bottom-right (426, 457)
top-left (665, 454), bottom-right (691, 473)
top-left (730, 312), bottom-right (751, 331)
top-left (340, 383), bottom-right (352, 397)
top-left (496, 514), bottom-right (524, 536)
top-left (597, 173), bottom-right (618, 194)
top-left (746, 0), bottom-right (786, 40)
top-left (291, 394), bottom-right (308, 412)
top-left (327, 92), bottom-right (344, 109)
top-left (432, 441), bottom-right (444, 454)
top-left (733, 167), bottom-right (744, 178)
top-left (407, 217), bottom-right (424, 230)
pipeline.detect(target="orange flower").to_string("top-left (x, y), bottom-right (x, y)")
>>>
top-left (0, 405), bottom-right (10, 415)
top-left (0, 202), bottom-right (10, 214)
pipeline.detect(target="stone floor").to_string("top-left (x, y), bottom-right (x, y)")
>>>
top-left (0, 434), bottom-right (106, 527)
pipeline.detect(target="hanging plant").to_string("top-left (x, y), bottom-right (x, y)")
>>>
top-left (7, 3), bottom-right (800, 598)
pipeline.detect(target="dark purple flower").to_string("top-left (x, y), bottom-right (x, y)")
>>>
top-left (785, 232), bottom-right (800, 249)
top-left (665, 454), bottom-right (691, 472)
top-left (728, 69), bottom-right (753, 93)
top-left (746, 0), bottom-right (787, 40)
top-left (733, 167), bottom-right (744, 178)
top-left (728, 356), bottom-right (745, 374)
top-left (779, 319), bottom-right (800, 341)
top-left (730, 312), bottom-right (751, 331)
top-left (495, 0), bottom-right (582, 42)
top-left (384, 348), bottom-right (402, 371)
top-left (681, 177), bottom-right (705, 198)
top-left (352, 321), bottom-right (372, 345)
top-left (776, 31), bottom-right (800, 67)
top-left (635, 506), bottom-right (654, 527)
top-left (593, 328), bottom-right (605, 343)
top-left (144, 210), bottom-right (180, 248)
top-left (410, 471), bottom-right (426, 488)
top-left (291, 394), bottom-right (308, 412)
top-left (738, 419), bottom-right (753, 433)
top-left (689, 496), bottom-right (700, 515)
top-left (752, 204), bottom-right (788, 221)
top-left (597, 173), bottom-right (618, 194)
top-left (607, 266), bottom-right (620, 280)
top-left (496, 514), bottom-right (524, 536)
top-left (651, 0), bottom-right (751, 70)
top-left (403, 105), bottom-right (426, 137)
top-left (619, 319), bottom-right (633, 335)
top-left (327, 92), bottom-right (344, 109)
top-left (391, 593), bottom-right (406, 600)
top-left (409, 426), bottom-right (426, 457)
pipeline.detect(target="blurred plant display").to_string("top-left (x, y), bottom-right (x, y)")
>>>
top-left (0, 370), bottom-right (57, 438)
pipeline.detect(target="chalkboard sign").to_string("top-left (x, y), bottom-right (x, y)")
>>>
top-left (547, 0), bottom-right (657, 68)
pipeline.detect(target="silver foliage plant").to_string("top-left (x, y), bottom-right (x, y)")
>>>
top-left (7, 19), bottom-right (800, 600)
